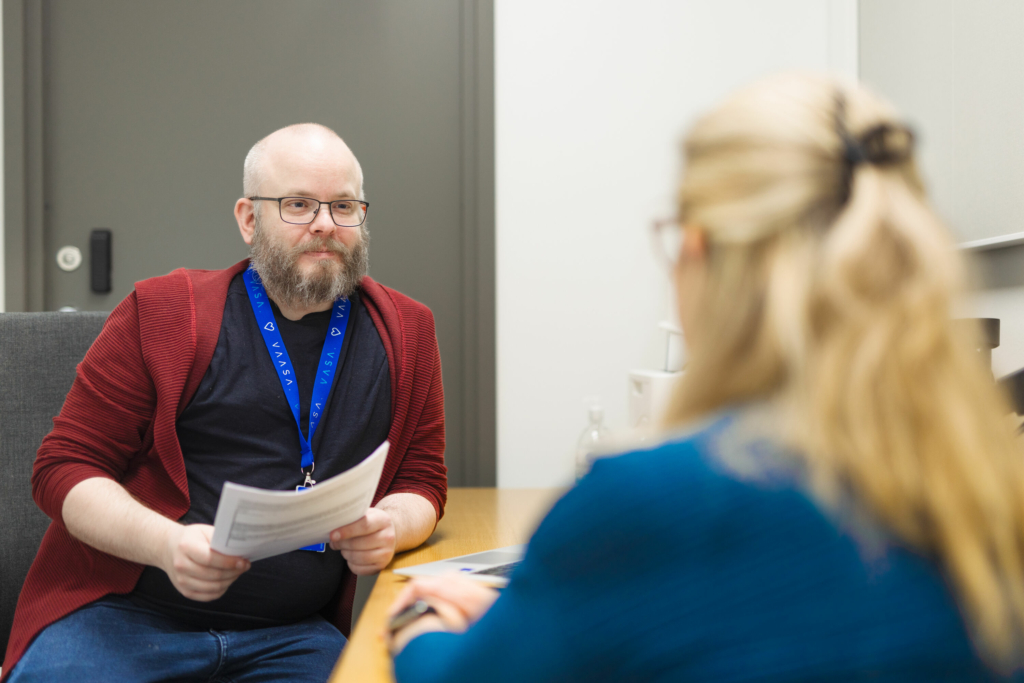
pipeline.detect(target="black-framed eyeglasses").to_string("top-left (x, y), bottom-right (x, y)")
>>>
top-left (250, 196), bottom-right (370, 227)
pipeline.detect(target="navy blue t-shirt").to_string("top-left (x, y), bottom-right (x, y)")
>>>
top-left (132, 273), bottom-right (391, 629)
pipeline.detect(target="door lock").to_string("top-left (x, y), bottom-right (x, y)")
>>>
top-left (56, 245), bottom-right (82, 272)
top-left (90, 229), bottom-right (112, 293)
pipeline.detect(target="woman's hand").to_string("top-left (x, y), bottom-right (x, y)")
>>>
top-left (385, 575), bottom-right (500, 655)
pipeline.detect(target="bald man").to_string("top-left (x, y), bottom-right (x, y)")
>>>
top-left (3, 124), bottom-right (447, 682)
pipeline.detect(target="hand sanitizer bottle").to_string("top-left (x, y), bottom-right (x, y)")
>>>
top-left (576, 404), bottom-right (611, 480)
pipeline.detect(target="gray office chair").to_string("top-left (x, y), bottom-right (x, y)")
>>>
top-left (0, 312), bottom-right (107, 657)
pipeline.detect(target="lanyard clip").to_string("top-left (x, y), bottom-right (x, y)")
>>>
top-left (302, 463), bottom-right (316, 488)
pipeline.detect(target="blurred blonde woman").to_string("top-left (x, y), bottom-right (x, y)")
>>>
top-left (387, 73), bottom-right (1024, 682)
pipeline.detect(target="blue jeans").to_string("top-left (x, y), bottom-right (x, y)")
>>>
top-left (7, 595), bottom-right (346, 683)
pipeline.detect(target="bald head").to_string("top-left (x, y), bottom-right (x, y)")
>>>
top-left (243, 123), bottom-right (364, 200)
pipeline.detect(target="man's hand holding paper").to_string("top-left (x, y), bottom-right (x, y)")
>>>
top-left (162, 524), bottom-right (251, 602)
top-left (210, 441), bottom-right (390, 562)
top-left (330, 507), bottom-right (397, 575)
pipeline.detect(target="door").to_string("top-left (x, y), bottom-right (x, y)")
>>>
top-left (3, 0), bottom-right (495, 485)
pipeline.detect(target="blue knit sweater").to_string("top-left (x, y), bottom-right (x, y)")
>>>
top-left (394, 415), bottom-right (1017, 682)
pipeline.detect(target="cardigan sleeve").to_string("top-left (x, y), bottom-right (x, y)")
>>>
top-left (392, 467), bottom-right (615, 683)
top-left (32, 291), bottom-right (158, 522)
top-left (384, 306), bottom-right (447, 521)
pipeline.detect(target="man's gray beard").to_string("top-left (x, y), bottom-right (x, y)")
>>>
top-left (249, 212), bottom-right (370, 310)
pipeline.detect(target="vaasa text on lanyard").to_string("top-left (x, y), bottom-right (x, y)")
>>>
top-left (243, 267), bottom-right (351, 489)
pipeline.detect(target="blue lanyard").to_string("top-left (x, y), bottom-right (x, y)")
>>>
top-left (242, 267), bottom-right (351, 476)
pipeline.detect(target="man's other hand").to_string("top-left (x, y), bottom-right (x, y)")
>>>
top-left (162, 524), bottom-right (250, 601)
top-left (329, 508), bottom-right (397, 575)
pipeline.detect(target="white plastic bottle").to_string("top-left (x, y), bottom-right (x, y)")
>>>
top-left (576, 405), bottom-right (611, 480)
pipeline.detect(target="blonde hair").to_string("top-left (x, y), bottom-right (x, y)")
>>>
top-left (668, 72), bottom-right (1024, 670)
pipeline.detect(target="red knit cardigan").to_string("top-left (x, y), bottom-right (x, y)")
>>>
top-left (2, 260), bottom-right (447, 678)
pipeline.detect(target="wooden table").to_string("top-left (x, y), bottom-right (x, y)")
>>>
top-left (328, 487), bottom-right (561, 683)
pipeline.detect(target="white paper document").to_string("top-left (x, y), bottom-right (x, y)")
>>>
top-left (210, 441), bottom-right (389, 561)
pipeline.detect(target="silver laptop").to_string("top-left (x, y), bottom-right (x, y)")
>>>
top-left (393, 545), bottom-right (526, 587)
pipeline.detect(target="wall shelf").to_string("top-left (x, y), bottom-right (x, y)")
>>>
top-left (959, 232), bottom-right (1024, 252)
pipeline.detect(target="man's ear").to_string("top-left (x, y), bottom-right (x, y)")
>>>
top-left (235, 198), bottom-right (256, 246)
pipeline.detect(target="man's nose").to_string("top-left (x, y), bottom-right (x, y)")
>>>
top-left (308, 205), bottom-right (337, 234)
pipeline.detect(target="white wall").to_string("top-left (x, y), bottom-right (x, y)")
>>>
top-left (495, 0), bottom-right (859, 488)
top-left (860, 0), bottom-right (1024, 247)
